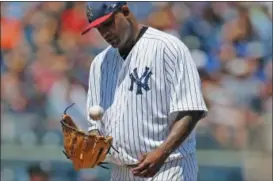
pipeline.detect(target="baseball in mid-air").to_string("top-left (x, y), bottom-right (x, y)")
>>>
top-left (89, 105), bottom-right (104, 120)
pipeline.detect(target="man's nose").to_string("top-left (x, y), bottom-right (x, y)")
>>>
top-left (101, 30), bottom-right (113, 40)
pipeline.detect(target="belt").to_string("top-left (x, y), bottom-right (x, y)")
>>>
top-left (125, 163), bottom-right (138, 168)
top-left (100, 162), bottom-right (138, 169)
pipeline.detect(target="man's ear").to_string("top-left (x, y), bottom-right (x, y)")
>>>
top-left (121, 5), bottom-right (130, 17)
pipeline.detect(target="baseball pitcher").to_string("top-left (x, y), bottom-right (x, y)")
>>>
top-left (62, 2), bottom-right (208, 181)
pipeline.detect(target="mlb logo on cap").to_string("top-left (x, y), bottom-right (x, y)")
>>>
top-left (82, 1), bottom-right (127, 35)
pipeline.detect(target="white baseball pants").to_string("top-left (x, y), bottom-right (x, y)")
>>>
top-left (110, 153), bottom-right (198, 181)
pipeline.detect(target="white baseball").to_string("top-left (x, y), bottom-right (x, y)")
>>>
top-left (89, 105), bottom-right (104, 121)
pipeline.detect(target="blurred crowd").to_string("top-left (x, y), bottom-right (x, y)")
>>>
top-left (1, 2), bottom-right (272, 181)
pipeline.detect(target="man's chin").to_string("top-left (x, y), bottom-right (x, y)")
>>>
top-left (111, 44), bottom-right (119, 48)
top-left (112, 41), bottom-right (122, 48)
top-left (111, 43), bottom-right (122, 49)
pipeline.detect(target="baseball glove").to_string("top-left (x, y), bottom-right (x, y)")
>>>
top-left (60, 103), bottom-right (114, 171)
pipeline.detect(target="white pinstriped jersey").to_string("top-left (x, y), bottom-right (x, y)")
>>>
top-left (87, 27), bottom-right (208, 166)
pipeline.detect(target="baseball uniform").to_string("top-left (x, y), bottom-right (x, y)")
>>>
top-left (86, 26), bottom-right (208, 181)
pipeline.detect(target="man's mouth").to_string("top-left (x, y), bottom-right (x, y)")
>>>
top-left (106, 35), bottom-right (116, 42)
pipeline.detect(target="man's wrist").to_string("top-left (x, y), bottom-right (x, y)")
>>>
top-left (157, 144), bottom-right (173, 158)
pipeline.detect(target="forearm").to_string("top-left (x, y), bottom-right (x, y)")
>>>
top-left (159, 111), bottom-right (204, 156)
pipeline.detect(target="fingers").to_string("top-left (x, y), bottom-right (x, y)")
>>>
top-left (131, 153), bottom-right (161, 178)
top-left (132, 161), bottom-right (149, 175)
top-left (131, 154), bottom-right (147, 172)
top-left (132, 161), bottom-right (158, 178)
top-left (132, 163), bottom-right (158, 178)
top-left (140, 155), bottom-right (146, 161)
top-left (138, 154), bottom-right (147, 163)
top-left (137, 164), bottom-right (158, 178)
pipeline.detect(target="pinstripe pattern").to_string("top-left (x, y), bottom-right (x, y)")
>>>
top-left (87, 27), bottom-right (207, 180)
top-left (110, 154), bottom-right (198, 181)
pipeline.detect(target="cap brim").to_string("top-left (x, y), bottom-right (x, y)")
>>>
top-left (81, 13), bottom-right (113, 35)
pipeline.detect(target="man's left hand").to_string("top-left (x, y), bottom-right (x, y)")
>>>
top-left (131, 148), bottom-right (169, 178)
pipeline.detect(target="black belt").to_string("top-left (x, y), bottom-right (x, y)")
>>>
top-left (125, 163), bottom-right (138, 168)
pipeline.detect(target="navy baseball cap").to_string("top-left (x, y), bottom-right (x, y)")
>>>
top-left (81, 1), bottom-right (127, 35)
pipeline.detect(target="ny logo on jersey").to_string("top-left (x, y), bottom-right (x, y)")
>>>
top-left (129, 67), bottom-right (152, 95)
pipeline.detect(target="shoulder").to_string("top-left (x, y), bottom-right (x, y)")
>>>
top-left (144, 27), bottom-right (188, 50)
top-left (89, 46), bottom-right (116, 69)
top-left (144, 27), bottom-right (190, 58)
top-left (145, 28), bottom-right (190, 60)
